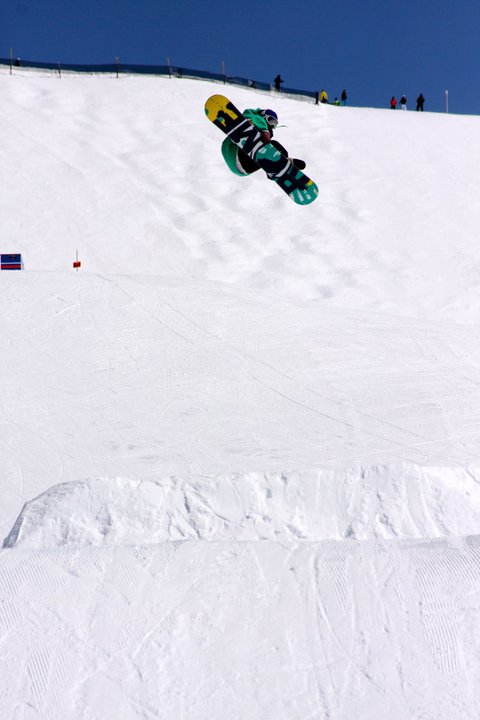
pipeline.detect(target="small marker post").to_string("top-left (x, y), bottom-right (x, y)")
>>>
top-left (73, 250), bottom-right (81, 271)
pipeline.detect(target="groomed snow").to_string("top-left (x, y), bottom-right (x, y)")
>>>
top-left (1, 68), bottom-right (480, 719)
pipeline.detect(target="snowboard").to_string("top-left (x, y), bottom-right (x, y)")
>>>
top-left (205, 94), bottom-right (318, 205)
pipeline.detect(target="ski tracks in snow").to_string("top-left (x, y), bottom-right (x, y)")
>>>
top-left (93, 272), bottom-right (480, 469)
top-left (2, 527), bottom-right (480, 718)
top-left (286, 538), bottom-right (480, 720)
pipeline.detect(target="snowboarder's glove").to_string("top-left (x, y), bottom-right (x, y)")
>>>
top-left (261, 130), bottom-right (271, 143)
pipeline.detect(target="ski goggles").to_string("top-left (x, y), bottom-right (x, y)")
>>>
top-left (262, 111), bottom-right (278, 127)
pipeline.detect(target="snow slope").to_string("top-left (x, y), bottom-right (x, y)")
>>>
top-left (1, 68), bottom-right (480, 719)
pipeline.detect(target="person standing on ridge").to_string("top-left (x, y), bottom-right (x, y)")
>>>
top-left (274, 74), bottom-right (284, 91)
top-left (400, 95), bottom-right (407, 110)
top-left (341, 89), bottom-right (347, 105)
top-left (390, 96), bottom-right (397, 109)
top-left (416, 93), bottom-right (425, 111)
top-left (319, 89), bottom-right (329, 103)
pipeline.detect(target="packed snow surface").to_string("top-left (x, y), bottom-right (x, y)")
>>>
top-left (1, 68), bottom-right (480, 719)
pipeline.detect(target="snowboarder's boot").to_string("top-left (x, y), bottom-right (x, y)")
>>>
top-left (291, 159), bottom-right (306, 170)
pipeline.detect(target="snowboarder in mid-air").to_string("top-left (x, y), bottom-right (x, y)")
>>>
top-left (205, 94), bottom-right (318, 205)
top-left (220, 107), bottom-right (306, 177)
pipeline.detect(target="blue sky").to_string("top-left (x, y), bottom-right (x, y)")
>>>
top-left (1, 0), bottom-right (479, 114)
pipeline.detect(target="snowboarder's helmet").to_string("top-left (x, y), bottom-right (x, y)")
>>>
top-left (261, 109), bottom-right (278, 127)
